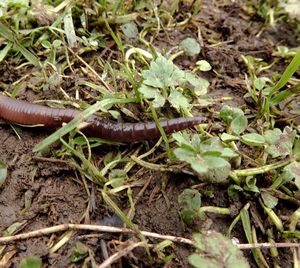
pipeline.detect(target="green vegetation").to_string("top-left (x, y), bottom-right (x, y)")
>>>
top-left (0, 0), bottom-right (300, 267)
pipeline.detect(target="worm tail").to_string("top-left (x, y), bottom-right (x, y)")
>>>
top-left (86, 116), bottom-right (205, 142)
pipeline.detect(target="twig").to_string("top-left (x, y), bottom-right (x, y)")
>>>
top-left (98, 241), bottom-right (146, 268)
top-left (238, 242), bottom-right (300, 250)
top-left (0, 224), bottom-right (193, 245)
top-left (0, 223), bottom-right (299, 250)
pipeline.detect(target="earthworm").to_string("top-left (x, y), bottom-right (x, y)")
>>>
top-left (0, 95), bottom-right (204, 142)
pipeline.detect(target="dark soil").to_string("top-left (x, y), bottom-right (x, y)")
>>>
top-left (0, 0), bottom-right (299, 267)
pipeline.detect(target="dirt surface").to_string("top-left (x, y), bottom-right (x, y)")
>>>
top-left (0, 0), bottom-right (299, 267)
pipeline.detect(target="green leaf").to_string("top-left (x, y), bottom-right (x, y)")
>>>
top-left (222, 148), bottom-right (239, 158)
top-left (174, 135), bottom-right (233, 182)
top-left (284, 161), bottom-right (300, 190)
top-left (293, 137), bottom-right (300, 155)
top-left (170, 68), bottom-right (187, 86)
top-left (253, 77), bottom-right (266, 90)
top-left (244, 176), bottom-right (259, 192)
top-left (64, 6), bottom-right (77, 47)
top-left (0, 42), bottom-right (12, 62)
top-left (197, 95), bottom-right (213, 106)
top-left (205, 161), bottom-right (231, 183)
top-left (41, 40), bottom-right (51, 49)
top-left (189, 157), bottom-right (209, 174)
top-left (220, 133), bottom-right (239, 142)
top-left (189, 232), bottom-right (250, 268)
top-left (264, 127), bottom-right (295, 158)
top-left (173, 132), bottom-right (194, 147)
top-left (120, 22), bottom-right (138, 39)
top-left (269, 48), bottom-right (300, 97)
top-left (264, 128), bottom-right (281, 144)
top-left (185, 72), bottom-right (209, 96)
top-left (138, 84), bottom-right (158, 98)
top-left (196, 60), bottom-right (212, 71)
top-left (179, 37), bottom-right (201, 56)
top-left (220, 132), bottom-right (239, 142)
top-left (53, 39), bottom-right (62, 48)
top-left (168, 89), bottom-right (190, 110)
top-left (0, 22), bottom-right (40, 66)
top-left (141, 55), bottom-right (185, 88)
top-left (19, 256), bottom-right (42, 268)
top-left (231, 114), bottom-right (248, 135)
top-left (241, 133), bottom-right (265, 146)
top-left (189, 254), bottom-right (220, 268)
top-left (174, 148), bottom-right (196, 162)
top-left (138, 84), bottom-right (165, 108)
top-left (203, 155), bottom-right (228, 169)
top-left (178, 189), bottom-right (201, 225)
top-left (69, 242), bottom-right (89, 263)
top-left (0, 160), bottom-right (7, 187)
top-left (2, 0), bottom-right (29, 7)
top-left (200, 136), bottom-right (228, 153)
top-left (261, 192), bottom-right (278, 209)
top-left (220, 105), bottom-right (244, 124)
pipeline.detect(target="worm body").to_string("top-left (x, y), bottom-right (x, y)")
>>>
top-left (0, 95), bottom-right (204, 142)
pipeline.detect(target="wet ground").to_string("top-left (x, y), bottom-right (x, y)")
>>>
top-left (0, 0), bottom-right (299, 267)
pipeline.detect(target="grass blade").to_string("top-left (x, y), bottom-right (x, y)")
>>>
top-left (0, 21), bottom-right (40, 66)
top-left (269, 48), bottom-right (300, 97)
top-left (0, 43), bottom-right (12, 62)
top-left (33, 101), bottom-right (104, 152)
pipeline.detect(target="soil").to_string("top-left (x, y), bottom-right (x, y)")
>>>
top-left (0, 0), bottom-right (299, 267)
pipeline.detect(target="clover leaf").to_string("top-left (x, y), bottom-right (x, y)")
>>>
top-left (189, 232), bottom-right (250, 268)
top-left (178, 189), bottom-right (201, 225)
top-left (141, 55), bottom-right (185, 89)
top-left (138, 54), bottom-right (209, 112)
top-left (173, 134), bottom-right (235, 182)
top-left (264, 127), bottom-right (295, 158)
top-left (184, 72), bottom-right (209, 96)
top-left (179, 37), bottom-right (201, 56)
top-left (283, 161), bottom-right (300, 190)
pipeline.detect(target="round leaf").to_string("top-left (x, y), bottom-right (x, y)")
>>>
top-left (120, 22), bottom-right (138, 39)
top-left (231, 115), bottom-right (248, 135)
top-left (241, 133), bottom-right (265, 146)
top-left (179, 37), bottom-right (201, 56)
top-left (220, 105), bottom-right (244, 124)
top-left (254, 77), bottom-right (266, 90)
top-left (196, 60), bottom-right (212, 71)
top-left (261, 192), bottom-right (278, 209)
top-left (168, 89), bottom-right (190, 110)
top-left (185, 72), bottom-right (209, 96)
top-left (19, 256), bottom-right (42, 268)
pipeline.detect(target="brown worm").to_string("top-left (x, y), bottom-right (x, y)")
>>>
top-left (0, 95), bottom-right (204, 142)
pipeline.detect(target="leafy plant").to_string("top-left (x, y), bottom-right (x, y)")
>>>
top-left (173, 133), bottom-right (237, 182)
top-left (179, 37), bottom-right (201, 57)
top-left (178, 189), bottom-right (201, 225)
top-left (264, 127), bottom-right (295, 158)
top-left (178, 189), bottom-right (230, 226)
top-left (138, 54), bottom-right (209, 113)
top-left (188, 232), bottom-right (250, 268)
top-left (220, 105), bottom-right (269, 148)
top-left (69, 242), bottom-right (90, 263)
top-left (19, 256), bottom-right (42, 268)
top-left (283, 161), bottom-right (300, 190)
top-left (220, 105), bottom-right (248, 135)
